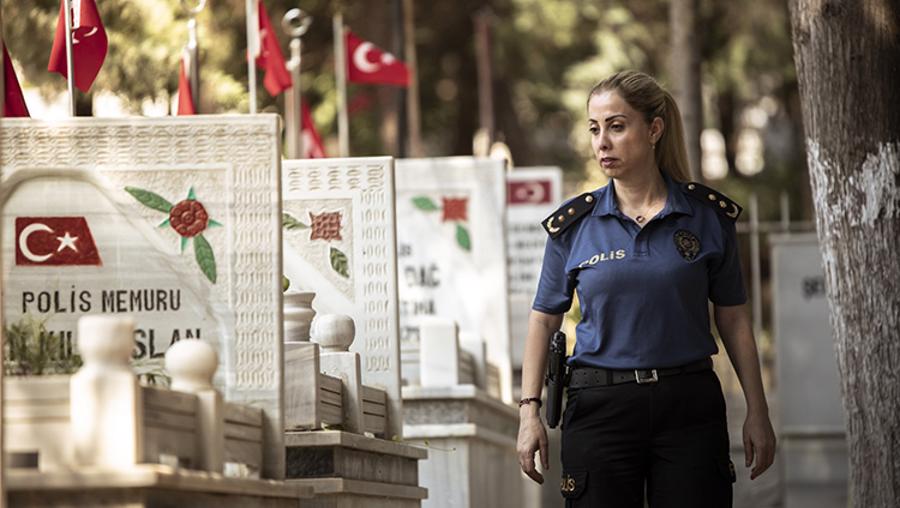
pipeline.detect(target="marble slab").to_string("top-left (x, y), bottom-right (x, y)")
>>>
top-left (281, 157), bottom-right (402, 439)
top-left (506, 167), bottom-right (562, 367)
top-left (0, 116), bottom-right (285, 478)
top-left (395, 157), bottom-right (512, 402)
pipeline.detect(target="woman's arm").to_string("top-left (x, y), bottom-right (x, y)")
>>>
top-left (517, 309), bottom-right (564, 484)
top-left (714, 303), bottom-right (776, 480)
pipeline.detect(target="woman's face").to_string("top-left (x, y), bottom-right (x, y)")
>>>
top-left (587, 91), bottom-right (662, 180)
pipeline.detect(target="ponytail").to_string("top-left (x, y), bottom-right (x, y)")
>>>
top-left (656, 91), bottom-right (690, 182)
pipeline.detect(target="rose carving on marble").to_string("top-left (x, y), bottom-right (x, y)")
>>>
top-left (125, 186), bottom-right (222, 284)
top-left (411, 195), bottom-right (471, 251)
top-left (283, 210), bottom-right (350, 278)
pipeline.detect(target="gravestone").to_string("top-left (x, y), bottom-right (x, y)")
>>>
top-left (281, 156), bottom-right (403, 439)
top-left (770, 233), bottom-right (847, 508)
top-left (0, 116), bottom-right (286, 478)
top-left (506, 167), bottom-right (562, 371)
top-left (395, 157), bottom-right (512, 402)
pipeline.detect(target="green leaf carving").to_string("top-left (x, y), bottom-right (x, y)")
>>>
top-left (194, 234), bottom-right (217, 284)
top-left (456, 224), bottom-right (471, 251)
top-left (412, 196), bottom-right (439, 211)
top-left (158, 218), bottom-right (170, 228)
top-left (283, 212), bottom-right (309, 230)
top-left (125, 187), bottom-right (174, 214)
top-left (208, 219), bottom-right (224, 228)
top-left (180, 236), bottom-right (189, 253)
top-left (330, 247), bottom-right (350, 278)
top-left (187, 187), bottom-right (196, 200)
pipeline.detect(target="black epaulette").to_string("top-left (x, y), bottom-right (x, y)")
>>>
top-left (682, 182), bottom-right (742, 222)
top-left (541, 192), bottom-right (596, 239)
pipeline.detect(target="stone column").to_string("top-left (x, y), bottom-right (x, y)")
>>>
top-left (312, 315), bottom-right (364, 434)
top-left (166, 338), bottom-right (225, 473)
top-left (70, 315), bottom-right (143, 467)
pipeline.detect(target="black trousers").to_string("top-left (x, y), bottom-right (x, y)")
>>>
top-left (559, 369), bottom-right (735, 507)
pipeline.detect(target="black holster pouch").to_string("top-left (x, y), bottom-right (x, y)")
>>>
top-left (545, 330), bottom-right (568, 429)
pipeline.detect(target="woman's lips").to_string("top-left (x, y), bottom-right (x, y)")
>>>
top-left (600, 157), bottom-right (618, 168)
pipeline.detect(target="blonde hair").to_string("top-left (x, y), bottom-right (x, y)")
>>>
top-left (587, 70), bottom-right (691, 182)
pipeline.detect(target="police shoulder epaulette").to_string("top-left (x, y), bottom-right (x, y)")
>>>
top-left (541, 192), bottom-right (595, 238)
top-left (682, 182), bottom-right (743, 222)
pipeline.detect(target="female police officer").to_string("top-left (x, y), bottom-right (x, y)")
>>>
top-left (516, 70), bottom-right (775, 507)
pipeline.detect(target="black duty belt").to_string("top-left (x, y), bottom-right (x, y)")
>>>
top-left (568, 357), bottom-right (713, 388)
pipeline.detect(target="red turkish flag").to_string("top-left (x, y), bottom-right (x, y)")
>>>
top-left (508, 180), bottom-right (552, 205)
top-left (15, 217), bottom-right (102, 266)
top-left (301, 102), bottom-right (326, 158)
top-left (346, 31), bottom-right (409, 87)
top-left (3, 44), bottom-right (29, 118)
top-left (47, 0), bottom-right (108, 93)
top-left (255, 2), bottom-right (292, 96)
top-left (177, 51), bottom-right (195, 115)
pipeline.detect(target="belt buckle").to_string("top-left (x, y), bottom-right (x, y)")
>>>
top-left (634, 369), bottom-right (658, 384)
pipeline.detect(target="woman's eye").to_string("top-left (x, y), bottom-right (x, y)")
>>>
top-left (611, 124), bottom-right (624, 132)
top-left (589, 126), bottom-right (599, 134)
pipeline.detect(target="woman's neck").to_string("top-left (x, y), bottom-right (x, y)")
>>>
top-left (613, 167), bottom-right (667, 210)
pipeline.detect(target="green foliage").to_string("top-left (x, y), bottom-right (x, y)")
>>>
top-left (125, 186), bottom-right (174, 214)
top-left (330, 247), bottom-right (350, 278)
top-left (411, 196), bottom-right (439, 211)
top-left (193, 234), bottom-right (217, 284)
top-left (3, 314), bottom-right (83, 376)
top-left (283, 212), bottom-right (309, 230)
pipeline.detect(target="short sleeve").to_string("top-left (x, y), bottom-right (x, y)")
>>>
top-left (532, 235), bottom-right (574, 314)
top-left (708, 218), bottom-right (747, 306)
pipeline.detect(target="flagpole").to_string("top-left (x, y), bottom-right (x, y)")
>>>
top-left (283, 9), bottom-right (311, 159)
top-left (246, 0), bottom-right (258, 114)
top-left (333, 13), bottom-right (349, 157)
top-left (403, 0), bottom-right (423, 157)
top-left (63, 0), bottom-right (76, 116)
top-left (186, 9), bottom-right (202, 109)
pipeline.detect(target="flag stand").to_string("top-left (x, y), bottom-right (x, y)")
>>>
top-left (246, 0), bottom-right (259, 114)
top-left (283, 9), bottom-right (311, 159)
top-left (63, 0), bottom-right (76, 116)
top-left (333, 13), bottom-right (349, 157)
top-left (183, 0), bottom-right (206, 110)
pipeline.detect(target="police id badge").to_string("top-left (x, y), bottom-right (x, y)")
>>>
top-left (673, 229), bottom-right (701, 261)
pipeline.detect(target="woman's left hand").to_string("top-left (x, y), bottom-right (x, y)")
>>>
top-left (743, 410), bottom-right (776, 480)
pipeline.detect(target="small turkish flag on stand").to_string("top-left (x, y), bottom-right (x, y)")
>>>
top-left (15, 217), bottom-right (102, 266)
top-left (177, 51), bottom-right (195, 115)
top-left (3, 44), bottom-right (30, 118)
top-left (346, 31), bottom-right (409, 87)
top-left (47, 0), bottom-right (108, 93)
top-left (301, 102), bottom-right (326, 158)
top-left (255, 2), bottom-right (292, 96)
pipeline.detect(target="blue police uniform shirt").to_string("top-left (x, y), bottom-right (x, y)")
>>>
top-left (532, 173), bottom-right (747, 369)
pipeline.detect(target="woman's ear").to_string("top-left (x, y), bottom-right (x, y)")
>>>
top-left (650, 117), bottom-right (665, 143)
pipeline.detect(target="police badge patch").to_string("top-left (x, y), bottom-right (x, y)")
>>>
top-left (673, 229), bottom-right (701, 261)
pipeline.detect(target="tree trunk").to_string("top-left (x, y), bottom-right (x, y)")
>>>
top-left (669, 0), bottom-right (702, 181)
top-left (788, 1), bottom-right (900, 506)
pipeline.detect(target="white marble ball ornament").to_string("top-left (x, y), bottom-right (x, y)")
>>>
top-left (77, 315), bottom-right (136, 367)
top-left (165, 339), bottom-right (219, 392)
top-left (310, 314), bottom-right (356, 352)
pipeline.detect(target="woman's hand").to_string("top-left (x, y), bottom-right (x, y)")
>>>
top-left (517, 405), bottom-right (550, 484)
top-left (743, 410), bottom-right (776, 480)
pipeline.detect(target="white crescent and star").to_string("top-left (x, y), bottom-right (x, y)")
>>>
top-left (353, 42), bottom-right (397, 74)
top-left (514, 182), bottom-right (546, 204)
top-left (18, 223), bottom-right (80, 263)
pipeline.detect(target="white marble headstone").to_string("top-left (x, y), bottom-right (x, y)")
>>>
top-left (281, 157), bottom-right (403, 438)
top-left (0, 116), bottom-right (285, 478)
top-left (506, 167), bottom-right (562, 366)
top-left (395, 157), bottom-right (512, 402)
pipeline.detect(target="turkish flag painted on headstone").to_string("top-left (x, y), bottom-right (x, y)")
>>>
top-left (47, 0), bottom-right (108, 93)
top-left (346, 31), bottom-right (409, 87)
top-left (255, 2), bottom-right (292, 96)
top-left (301, 102), bottom-right (326, 158)
top-left (508, 180), bottom-right (552, 205)
top-left (3, 44), bottom-right (29, 118)
top-left (177, 51), bottom-right (195, 115)
top-left (15, 217), bottom-right (102, 266)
